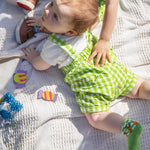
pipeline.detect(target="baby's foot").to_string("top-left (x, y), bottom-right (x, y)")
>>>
top-left (122, 119), bottom-right (143, 150)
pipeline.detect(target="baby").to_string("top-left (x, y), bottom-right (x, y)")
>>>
top-left (16, 0), bottom-right (118, 68)
top-left (20, 0), bottom-right (147, 150)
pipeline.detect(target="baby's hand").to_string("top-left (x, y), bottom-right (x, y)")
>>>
top-left (26, 17), bottom-right (43, 28)
top-left (88, 40), bottom-right (112, 67)
top-left (21, 48), bottom-right (40, 64)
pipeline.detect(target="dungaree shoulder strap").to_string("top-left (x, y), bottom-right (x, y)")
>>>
top-left (47, 33), bottom-right (78, 60)
top-left (47, 30), bottom-right (92, 61)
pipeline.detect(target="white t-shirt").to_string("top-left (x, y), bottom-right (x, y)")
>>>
top-left (41, 32), bottom-right (88, 68)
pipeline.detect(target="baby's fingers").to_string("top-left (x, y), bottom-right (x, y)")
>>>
top-left (22, 48), bottom-right (29, 54)
top-left (88, 51), bottom-right (97, 62)
top-left (94, 53), bottom-right (102, 67)
top-left (22, 48), bottom-right (32, 55)
top-left (26, 17), bottom-right (35, 21)
top-left (26, 21), bottom-right (37, 27)
top-left (106, 53), bottom-right (112, 63)
top-left (26, 18), bottom-right (37, 26)
top-left (100, 54), bottom-right (106, 67)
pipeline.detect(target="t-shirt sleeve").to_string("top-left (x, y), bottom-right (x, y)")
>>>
top-left (40, 39), bottom-right (71, 66)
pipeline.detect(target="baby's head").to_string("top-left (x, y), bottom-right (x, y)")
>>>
top-left (42, 0), bottom-right (99, 35)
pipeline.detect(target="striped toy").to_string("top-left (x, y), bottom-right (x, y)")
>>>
top-left (38, 90), bottom-right (58, 102)
top-left (13, 70), bottom-right (27, 88)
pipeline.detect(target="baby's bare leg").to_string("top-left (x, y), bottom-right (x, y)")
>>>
top-left (127, 77), bottom-right (150, 100)
top-left (85, 112), bottom-right (143, 150)
top-left (85, 111), bottom-right (124, 133)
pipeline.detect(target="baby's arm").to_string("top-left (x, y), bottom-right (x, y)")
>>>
top-left (88, 0), bottom-right (119, 67)
top-left (22, 48), bottom-right (51, 71)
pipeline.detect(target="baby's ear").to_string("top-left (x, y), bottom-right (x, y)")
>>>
top-left (65, 30), bottom-right (77, 36)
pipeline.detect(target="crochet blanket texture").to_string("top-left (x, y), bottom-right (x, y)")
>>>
top-left (0, 0), bottom-right (150, 149)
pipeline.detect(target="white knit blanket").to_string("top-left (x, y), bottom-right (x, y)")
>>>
top-left (0, 0), bottom-right (150, 149)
